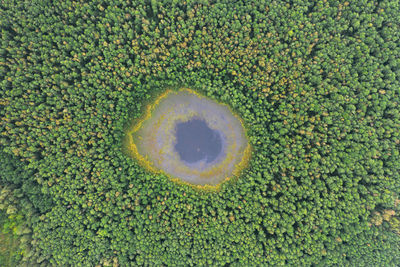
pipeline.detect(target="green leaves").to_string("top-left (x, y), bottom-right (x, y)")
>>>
top-left (0, 0), bottom-right (399, 265)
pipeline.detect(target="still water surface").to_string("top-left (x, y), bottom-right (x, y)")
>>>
top-left (174, 118), bottom-right (223, 164)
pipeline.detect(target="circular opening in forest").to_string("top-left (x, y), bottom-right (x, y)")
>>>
top-left (125, 88), bottom-right (251, 188)
top-left (174, 117), bottom-right (223, 164)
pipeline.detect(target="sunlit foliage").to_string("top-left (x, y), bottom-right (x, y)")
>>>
top-left (0, 0), bottom-right (399, 265)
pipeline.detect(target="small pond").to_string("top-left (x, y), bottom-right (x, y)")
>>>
top-left (127, 89), bottom-right (250, 187)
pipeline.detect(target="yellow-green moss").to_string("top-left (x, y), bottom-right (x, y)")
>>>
top-left (123, 88), bottom-right (252, 191)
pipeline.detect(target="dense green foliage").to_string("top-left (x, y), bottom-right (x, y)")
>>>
top-left (1, 0), bottom-right (399, 266)
top-left (0, 185), bottom-right (44, 266)
top-left (0, 209), bottom-right (24, 266)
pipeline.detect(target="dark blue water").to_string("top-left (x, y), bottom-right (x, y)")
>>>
top-left (174, 118), bottom-right (222, 163)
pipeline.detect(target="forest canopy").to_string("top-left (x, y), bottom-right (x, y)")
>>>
top-left (0, 0), bottom-right (399, 266)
